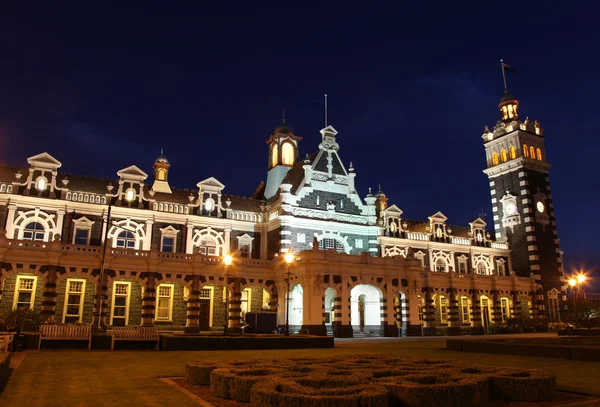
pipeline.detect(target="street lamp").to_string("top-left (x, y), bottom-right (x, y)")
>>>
top-left (223, 253), bottom-right (233, 336)
top-left (569, 278), bottom-right (577, 327)
top-left (284, 249), bottom-right (295, 336)
top-left (569, 274), bottom-right (589, 328)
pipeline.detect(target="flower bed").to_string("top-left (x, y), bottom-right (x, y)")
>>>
top-left (184, 355), bottom-right (557, 406)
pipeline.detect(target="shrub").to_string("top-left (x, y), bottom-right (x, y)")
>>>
top-left (2, 309), bottom-right (43, 332)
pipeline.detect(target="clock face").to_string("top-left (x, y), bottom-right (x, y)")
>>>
top-left (537, 201), bottom-right (545, 213)
top-left (505, 202), bottom-right (517, 215)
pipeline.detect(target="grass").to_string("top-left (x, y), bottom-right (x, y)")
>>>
top-left (1, 334), bottom-right (599, 406)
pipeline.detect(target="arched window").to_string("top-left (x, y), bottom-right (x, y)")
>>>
top-left (157, 168), bottom-right (166, 181)
top-left (270, 143), bottom-right (278, 167)
top-left (198, 238), bottom-right (218, 256)
top-left (116, 231), bottom-right (136, 249)
top-left (530, 146), bottom-right (535, 158)
top-left (319, 237), bottom-right (345, 253)
top-left (476, 262), bottom-right (487, 275)
top-left (492, 153), bottom-right (499, 166)
top-left (23, 222), bottom-right (45, 241)
top-left (0, 184), bottom-right (6, 192)
top-left (281, 142), bottom-right (294, 165)
top-left (536, 148), bottom-right (542, 161)
top-left (500, 149), bottom-right (507, 162)
top-left (523, 144), bottom-right (529, 158)
top-left (509, 146), bottom-right (516, 159)
top-left (435, 258), bottom-right (446, 272)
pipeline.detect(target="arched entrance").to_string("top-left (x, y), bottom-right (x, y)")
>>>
top-left (289, 284), bottom-right (303, 332)
top-left (480, 295), bottom-right (492, 329)
top-left (324, 287), bottom-right (336, 334)
top-left (350, 285), bottom-right (382, 336)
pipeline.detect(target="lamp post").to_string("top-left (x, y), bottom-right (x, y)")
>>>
top-left (223, 253), bottom-right (233, 336)
top-left (569, 278), bottom-right (577, 327)
top-left (284, 249), bottom-right (295, 336)
top-left (577, 274), bottom-right (591, 329)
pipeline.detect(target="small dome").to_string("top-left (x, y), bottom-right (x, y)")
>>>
top-left (155, 154), bottom-right (169, 164)
top-left (375, 184), bottom-right (386, 198)
top-left (274, 119), bottom-right (293, 134)
top-left (499, 89), bottom-right (517, 104)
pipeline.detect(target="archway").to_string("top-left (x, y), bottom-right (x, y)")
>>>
top-left (324, 287), bottom-right (336, 333)
top-left (480, 295), bottom-right (492, 329)
top-left (350, 285), bottom-right (382, 336)
top-left (289, 284), bottom-right (303, 331)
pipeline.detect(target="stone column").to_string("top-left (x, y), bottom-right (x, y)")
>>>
top-left (470, 290), bottom-right (484, 335)
top-left (93, 268), bottom-right (110, 330)
top-left (40, 266), bottom-right (58, 321)
top-left (422, 287), bottom-right (436, 336)
top-left (185, 276), bottom-right (201, 333)
top-left (5, 204), bottom-right (17, 239)
top-left (336, 281), bottom-right (353, 337)
top-left (405, 291), bottom-right (423, 336)
top-left (383, 283), bottom-right (398, 337)
top-left (186, 224), bottom-right (194, 254)
top-left (512, 291), bottom-right (522, 321)
top-left (447, 288), bottom-right (461, 335)
top-left (229, 278), bottom-right (242, 333)
top-left (143, 219), bottom-right (154, 250)
top-left (491, 290), bottom-right (502, 324)
top-left (300, 275), bottom-right (327, 336)
top-left (55, 209), bottom-right (65, 241)
top-left (141, 274), bottom-right (156, 327)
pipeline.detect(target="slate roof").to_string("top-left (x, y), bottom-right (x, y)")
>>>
top-left (58, 173), bottom-right (114, 194)
top-left (223, 194), bottom-right (264, 212)
top-left (0, 164), bottom-right (26, 182)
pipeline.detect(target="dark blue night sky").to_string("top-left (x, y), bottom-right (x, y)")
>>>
top-left (0, 4), bottom-right (597, 288)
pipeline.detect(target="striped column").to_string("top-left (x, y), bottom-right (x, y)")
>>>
top-left (93, 268), bottom-right (110, 329)
top-left (229, 279), bottom-right (242, 331)
top-left (40, 267), bottom-right (58, 321)
top-left (333, 296), bottom-right (342, 323)
top-left (511, 291), bottom-right (522, 320)
top-left (470, 290), bottom-right (483, 334)
top-left (422, 288), bottom-right (436, 335)
top-left (321, 295), bottom-right (326, 325)
top-left (491, 290), bottom-right (502, 324)
top-left (447, 288), bottom-right (461, 334)
top-left (141, 274), bottom-right (156, 327)
top-left (268, 288), bottom-right (278, 312)
top-left (185, 276), bottom-right (201, 333)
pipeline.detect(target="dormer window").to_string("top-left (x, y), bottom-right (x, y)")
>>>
top-left (125, 188), bottom-right (135, 202)
top-left (36, 177), bottom-right (47, 191)
top-left (204, 198), bottom-right (215, 212)
top-left (157, 168), bottom-right (166, 181)
top-left (390, 222), bottom-right (397, 233)
top-left (436, 228), bottom-right (443, 238)
top-left (270, 143), bottom-right (278, 167)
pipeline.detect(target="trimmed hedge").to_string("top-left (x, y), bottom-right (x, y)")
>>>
top-left (185, 354), bottom-right (556, 405)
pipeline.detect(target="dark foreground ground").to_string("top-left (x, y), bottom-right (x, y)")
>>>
top-left (1, 333), bottom-right (599, 407)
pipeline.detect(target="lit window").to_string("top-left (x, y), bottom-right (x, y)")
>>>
top-left (439, 296), bottom-right (448, 324)
top-left (500, 149), bottom-right (507, 162)
top-left (435, 259), bottom-right (446, 272)
top-left (476, 262), bottom-right (487, 275)
top-left (161, 237), bottom-right (175, 253)
top-left (23, 222), bottom-right (45, 241)
top-left (241, 288), bottom-right (251, 318)
top-left (509, 146), bottom-right (516, 159)
top-left (204, 198), bottom-right (215, 212)
top-left (63, 279), bottom-right (86, 323)
top-left (530, 146), bottom-right (535, 158)
top-left (501, 298), bottom-right (510, 322)
top-left (157, 168), bottom-right (166, 181)
top-left (458, 261), bottom-right (467, 274)
top-left (125, 188), bottom-right (135, 202)
top-left (418, 295), bottom-right (425, 323)
top-left (497, 261), bottom-right (506, 276)
top-left (36, 177), bottom-right (47, 191)
top-left (281, 142), bottom-right (294, 165)
top-left (492, 153), bottom-right (499, 166)
top-left (523, 144), bottom-right (529, 158)
top-left (74, 227), bottom-right (90, 245)
top-left (155, 284), bottom-right (174, 321)
top-left (390, 222), bottom-right (397, 233)
top-left (536, 148), bottom-right (542, 161)
top-left (239, 243), bottom-right (250, 258)
top-left (13, 276), bottom-right (37, 310)
top-left (271, 143), bottom-right (278, 167)
top-left (111, 282), bottom-right (130, 326)
top-left (319, 238), bottom-right (344, 253)
top-left (436, 227), bottom-right (443, 238)
top-left (461, 297), bottom-right (470, 323)
top-left (116, 231), bottom-right (136, 249)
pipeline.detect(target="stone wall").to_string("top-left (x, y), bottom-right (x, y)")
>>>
top-left (54, 277), bottom-right (96, 323)
top-left (297, 191), bottom-right (361, 215)
top-left (105, 280), bottom-right (142, 326)
top-left (0, 273), bottom-right (44, 317)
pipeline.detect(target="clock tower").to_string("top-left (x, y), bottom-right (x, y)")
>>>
top-left (482, 90), bottom-right (564, 320)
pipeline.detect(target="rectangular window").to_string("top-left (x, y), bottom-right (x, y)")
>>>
top-left (240, 243), bottom-right (250, 258)
top-left (501, 298), bottom-right (509, 322)
top-left (458, 262), bottom-right (467, 274)
top-left (155, 284), bottom-right (174, 321)
top-left (440, 297), bottom-right (448, 324)
top-left (73, 228), bottom-right (90, 245)
top-left (461, 297), bottom-right (470, 323)
top-left (63, 279), bottom-right (86, 323)
top-left (161, 237), bottom-right (175, 253)
top-left (111, 282), bottom-right (131, 326)
top-left (199, 289), bottom-right (212, 299)
top-left (13, 276), bottom-right (37, 310)
top-left (497, 262), bottom-right (506, 276)
top-left (241, 288), bottom-right (251, 317)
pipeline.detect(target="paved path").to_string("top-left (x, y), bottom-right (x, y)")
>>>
top-left (1, 333), bottom-right (599, 406)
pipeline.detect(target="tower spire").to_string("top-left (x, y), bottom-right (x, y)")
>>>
top-left (324, 94), bottom-right (328, 127)
top-left (282, 109), bottom-right (285, 124)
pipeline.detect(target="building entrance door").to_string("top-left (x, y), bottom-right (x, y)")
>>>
top-left (199, 300), bottom-right (210, 331)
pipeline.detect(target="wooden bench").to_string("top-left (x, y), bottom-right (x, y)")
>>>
top-left (0, 333), bottom-right (14, 352)
top-left (38, 325), bottom-right (92, 350)
top-left (110, 326), bottom-right (160, 350)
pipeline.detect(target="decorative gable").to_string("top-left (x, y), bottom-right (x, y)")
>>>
top-left (384, 205), bottom-right (403, 218)
top-left (117, 165), bottom-right (148, 182)
top-left (197, 177), bottom-right (225, 193)
top-left (27, 152), bottom-right (62, 170)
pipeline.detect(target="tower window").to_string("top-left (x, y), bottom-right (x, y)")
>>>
top-left (125, 188), bottom-right (135, 202)
top-left (157, 168), bottom-right (166, 181)
top-left (523, 144), bottom-right (529, 158)
top-left (530, 146), bottom-right (535, 159)
top-left (271, 143), bottom-right (278, 167)
top-left (492, 153), bottom-right (499, 166)
top-left (281, 142), bottom-right (294, 166)
top-left (36, 177), bottom-right (47, 191)
top-left (509, 146), bottom-right (516, 159)
top-left (500, 149), bottom-right (507, 163)
top-left (536, 148), bottom-right (542, 161)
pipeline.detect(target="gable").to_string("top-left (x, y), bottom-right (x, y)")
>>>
top-left (27, 152), bottom-right (62, 169)
top-left (428, 211), bottom-right (447, 222)
top-left (117, 165), bottom-right (148, 181)
top-left (384, 205), bottom-right (403, 217)
top-left (311, 151), bottom-right (347, 176)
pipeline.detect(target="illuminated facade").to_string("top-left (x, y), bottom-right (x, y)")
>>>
top-left (0, 91), bottom-right (564, 337)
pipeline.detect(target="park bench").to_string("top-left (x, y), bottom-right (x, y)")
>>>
top-left (0, 333), bottom-right (14, 352)
top-left (38, 325), bottom-right (92, 350)
top-left (110, 326), bottom-right (160, 350)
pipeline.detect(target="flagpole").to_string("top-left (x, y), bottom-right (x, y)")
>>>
top-left (324, 94), bottom-right (328, 127)
top-left (500, 59), bottom-right (507, 90)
